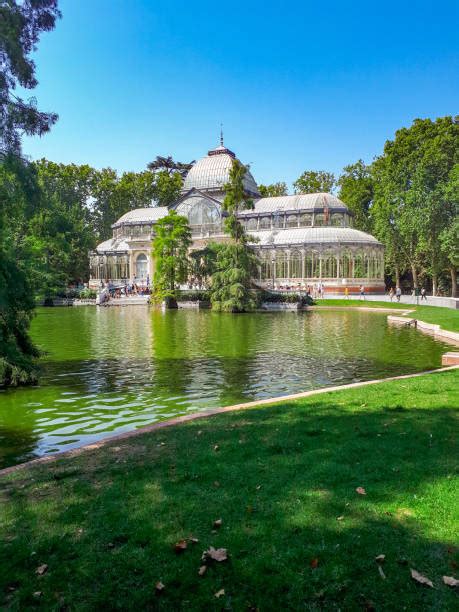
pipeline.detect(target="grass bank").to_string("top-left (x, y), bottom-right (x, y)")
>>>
top-left (318, 300), bottom-right (459, 333)
top-left (1, 369), bottom-right (458, 610)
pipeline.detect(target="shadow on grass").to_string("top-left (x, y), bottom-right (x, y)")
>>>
top-left (1, 399), bottom-right (458, 610)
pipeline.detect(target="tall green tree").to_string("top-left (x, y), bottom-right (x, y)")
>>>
top-left (152, 210), bottom-right (191, 307)
top-left (372, 116), bottom-right (459, 293)
top-left (258, 182), bottom-right (288, 197)
top-left (210, 159), bottom-right (258, 312)
top-left (0, 156), bottom-right (40, 385)
top-left (0, 0), bottom-right (60, 386)
top-left (0, 0), bottom-right (60, 155)
top-left (293, 170), bottom-right (335, 194)
top-left (337, 160), bottom-right (373, 232)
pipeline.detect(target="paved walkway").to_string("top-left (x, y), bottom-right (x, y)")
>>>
top-left (321, 293), bottom-right (458, 309)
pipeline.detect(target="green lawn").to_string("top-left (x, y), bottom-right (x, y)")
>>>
top-left (1, 369), bottom-right (458, 610)
top-left (318, 300), bottom-right (459, 333)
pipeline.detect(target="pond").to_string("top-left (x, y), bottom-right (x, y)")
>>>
top-left (0, 306), bottom-right (452, 468)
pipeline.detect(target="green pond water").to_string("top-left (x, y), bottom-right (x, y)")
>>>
top-left (0, 306), bottom-right (452, 468)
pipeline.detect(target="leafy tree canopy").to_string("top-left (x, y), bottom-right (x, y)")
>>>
top-left (0, 0), bottom-right (60, 155)
top-left (293, 170), bottom-right (336, 195)
top-left (152, 210), bottom-right (191, 305)
top-left (337, 160), bottom-right (373, 232)
top-left (258, 182), bottom-right (288, 197)
top-left (147, 155), bottom-right (193, 177)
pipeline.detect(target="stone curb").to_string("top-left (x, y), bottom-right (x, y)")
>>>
top-left (1, 365), bottom-right (457, 478)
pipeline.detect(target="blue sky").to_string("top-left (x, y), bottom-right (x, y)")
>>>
top-left (23, 0), bottom-right (459, 188)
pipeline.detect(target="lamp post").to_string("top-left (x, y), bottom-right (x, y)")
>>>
top-left (271, 257), bottom-right (275, 290)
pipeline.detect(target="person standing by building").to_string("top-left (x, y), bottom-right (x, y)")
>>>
top-left (344, 287), bottom-right (349, 300)
top-left (389, 287), bottom-right (394, 302)
top-left (421, 287), bottom-right (427, 301)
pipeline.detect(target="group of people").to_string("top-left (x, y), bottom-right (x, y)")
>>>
top-left (274, 282), bottom-right (326, 298)
top-left (388, 286), bottom-right (427, 303)
top-left (100, 278), bottom-right (151, 299)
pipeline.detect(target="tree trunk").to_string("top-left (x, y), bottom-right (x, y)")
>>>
top-left (395, 264), bottom-right (400, 288)
top-left (451, 266), bottom-right (458, 297)
top-left (432, 273), bottom-right (438, 296)
top-left (411, 264), bottom-right (418, 289)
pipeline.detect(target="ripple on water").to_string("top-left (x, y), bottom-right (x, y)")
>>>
top-left (0, 308), bottom-right (452, 468)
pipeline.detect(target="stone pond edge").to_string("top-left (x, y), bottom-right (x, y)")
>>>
top-left (1, 364), bottom-right (458, 478)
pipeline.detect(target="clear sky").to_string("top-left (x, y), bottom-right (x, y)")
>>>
top-left (22, 0), bottom-right (459, 188)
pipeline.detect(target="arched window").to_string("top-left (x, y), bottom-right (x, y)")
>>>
top-left (299, 213), bottom-right (312, 227)
top-left (321, 254), bottom-right (337, 278)
top-left (260, 255), bottom-right (274, 280)
top-left (276, 251), bottom-right (288, 278)
top-left (247, 218), bottom-right (258, 231)
top-left (314, 213), bottom-right (325, 226)
top-left (340, 251), bottom-right (352, 278)
top-left (353, 253), bottom-right (365, 278)
top-left (331, 213), bottom-right (344, 227)
top-left (259, 217), bottom-right (271, 229)
top-left (273, 214), bottom-right (284, 229)
top-left (286, 214), bottom-right (298, 228)
top-left (290, 250), bottom-right (302, 278)
top-left (136, 253), bottom-right (148, 279)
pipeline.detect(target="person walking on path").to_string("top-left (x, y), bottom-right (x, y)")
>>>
top-left (421, 287), bottom-right (427, 301)
top-left (389, 287), bottom-right (394, 302)
top-left (359, 285), bottom-right (365, 300)
top-left (396, 286), bottom-right (402, 302)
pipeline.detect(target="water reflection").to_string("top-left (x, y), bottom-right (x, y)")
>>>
top-left (0, 306), bottom-right (451, 467)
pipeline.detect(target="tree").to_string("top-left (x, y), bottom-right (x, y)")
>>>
top-left (293, 170), bottom-right (335, 194)
top-left (258, 182), bottom-right (288, 197)
top-left (372, 116), bottom-right (459, 293)
top-left (438, 164), bottom-right (459, 296)
top-left (337, 160), bottom-right (373, 232)
top-left (0, 0), bottom-right (60, 155)
top-left (0, 0), bottom-right (59, 386)
top-left (152, 210), bottom-right (191, 307)
top-left (210, 159), bottom-right (258, 312)
top-left (147, 155), bottom-right (193, 177)
top-left (152, 170), bottom-right (183, 207)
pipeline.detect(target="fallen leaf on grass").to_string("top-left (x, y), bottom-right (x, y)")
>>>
top-left (443, 575), bottom-right (459, 587)
top-left (378, 565), bottom-right (386, 579)
top-left (356, 487), bottom-right (366, 495)
top-left (174, 539), bottom-right (188, 553)
top-left (256, 485), bottom-right (262, 490)
top-left (198, 565), bottom-right (207, 576)
top-left (214, 589), bottom-right (225, 598)
top-left (188, 536), bottom-right (199, 544)
top-left (155, 581), bottom-right (165, 593)
top-left (36, 564), bottom-right (48, 576)
top-left (337, 516), bottom-right (344, 521)
top-left (375, 554), bottom-right (385, 563)
top-left (33, 592), bottom-right (42, 599)
top-left (411, 568), bottom-right (433, 588)
top-left (213, 444), bottom-right (219, 451)
top-left (213, 518), bottom-right (223, 528)
top-left (214, 481), bottom-right (220, 488)
top-left (202, 546), bottom-right (228, 562)
top-left (310, 558), bottom-right (319, 569)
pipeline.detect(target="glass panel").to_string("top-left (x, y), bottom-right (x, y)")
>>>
top-left (331, 213), bottom-right (344, 227)
top-left (276, 251), bottom-right (288, 278)
top-left (259, 217), bottom-right (271, 229)
top-left (314, 214), bottom-right (325, 226)
top-left (299, 213), bottom-right (312, 227)
top-left (247, 218), bottom-right (258, 231)
top-left (286, 215), bottom-right (298, 228)
top-left (273, 214), bottom-right (284, 229)
top-left (136, 254), bottom-right (148, 279)
top-left (290, 250), bottom-right (302, 278)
